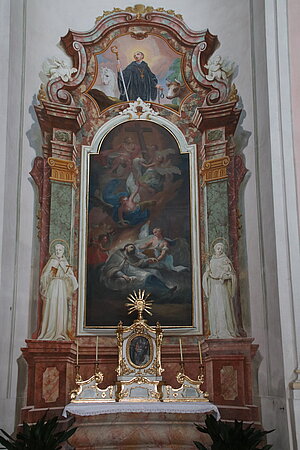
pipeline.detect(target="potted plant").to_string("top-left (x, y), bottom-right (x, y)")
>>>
top-left (194, 414), bottom-right (273, 450)
top-left (0, 414), bottom-right (77, 449)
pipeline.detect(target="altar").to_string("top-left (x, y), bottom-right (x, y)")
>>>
top-left (20, 6), bottom-right (261, 445)
top-left (63, 402), bottom-right (218, 449)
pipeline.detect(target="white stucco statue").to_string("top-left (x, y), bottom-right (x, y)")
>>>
top-left (202, 242), bottom-right (237, 338)
top-left (38, 243), bottom-right (78, 340)
top-left (42, 57), bottom-right (77, 82)
top-left (204, 55), bottom-right (235, 82)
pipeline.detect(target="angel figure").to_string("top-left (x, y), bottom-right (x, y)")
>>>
top-left (38, 243), bottom-right (78, 340)
top-left (138, 146), bottom-right (181, 194)
top-left (136, 222), bottom-right (189, 272)
top-left (202, 242), bottom-right (238, 338)
top-left (204, 55), bottom-right (234, 82)
top-left (42, 57), bottom-right (77, 82)
top-left (102, 179), bottom-right (156, 227)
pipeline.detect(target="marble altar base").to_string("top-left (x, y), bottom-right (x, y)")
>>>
top-left (68, 411), bottom-right (212, 450)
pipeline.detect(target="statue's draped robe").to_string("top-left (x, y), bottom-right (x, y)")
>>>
top-left (118, 61), bottom-right (158, 101)
top-left (38, 254), bottom-right (78, 340)
top-left (202, 253), bottom-right (237, 338)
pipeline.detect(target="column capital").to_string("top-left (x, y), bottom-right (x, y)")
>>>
top-left (48, 157), bottom-right (77, 187)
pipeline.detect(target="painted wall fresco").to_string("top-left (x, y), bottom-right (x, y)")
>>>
top-left (86, 120), bottom-right (192, 327)
top-left (89, 34), bottom-right (189, 111)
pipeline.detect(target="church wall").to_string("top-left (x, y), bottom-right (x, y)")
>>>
top-left (0, 0), bottom-right (298, 448)
top-left (0, 0), bottom-right (34, 432)
top-left (288, 0), bottom-right (300, 220)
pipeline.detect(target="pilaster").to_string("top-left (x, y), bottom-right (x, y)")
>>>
top-left (32, 101), bottom-right (85, 337)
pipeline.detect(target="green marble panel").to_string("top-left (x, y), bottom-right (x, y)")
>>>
top-left (49, 181), bottom-right (75, 257)
top-left (206, 180), bottom-right (229, 250)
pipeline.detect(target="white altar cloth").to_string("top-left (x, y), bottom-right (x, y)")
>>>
top-left (62, 401), bottom-right (220, 420)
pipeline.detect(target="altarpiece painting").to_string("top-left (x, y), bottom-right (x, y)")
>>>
top-left (85, 120), bottom-right (195, 328)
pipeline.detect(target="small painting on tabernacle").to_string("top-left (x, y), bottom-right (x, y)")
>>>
top-left (85, 120), bottom-right (192, 328)
top-left (128, 336), bottom-right (151, 368)
top-left (88, 34), bottom-right (189, 111)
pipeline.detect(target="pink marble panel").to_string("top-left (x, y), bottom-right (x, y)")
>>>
top-left (42, 367), bottom-right (59, 403)
top-left (220, 365), bottom-right (238, 401)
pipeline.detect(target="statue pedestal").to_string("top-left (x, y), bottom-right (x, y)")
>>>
top-left (21, 339), bottom-right (76, 422)
top-left (203, 337), bottom-right (259, 421)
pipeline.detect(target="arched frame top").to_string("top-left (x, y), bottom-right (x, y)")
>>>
top-left (77, 106), bottom-right (202, 336)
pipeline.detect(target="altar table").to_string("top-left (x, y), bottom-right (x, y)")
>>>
top-left (63, 402), bottom-right (219, 449)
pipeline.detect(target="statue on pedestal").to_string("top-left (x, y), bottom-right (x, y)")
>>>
top-left (202, 242), bottom-right (237, 339)
top-left (38, 243), bottom-right (78, 340)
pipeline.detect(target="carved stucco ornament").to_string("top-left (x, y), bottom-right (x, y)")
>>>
top-left (96, 4), bottom-right (183, 22)
top-left (119, 97), bottom-right (159, 120)
top-left (42, 57), bottom-right (77, 83)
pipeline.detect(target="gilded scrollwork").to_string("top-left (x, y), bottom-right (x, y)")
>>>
top-left (95, 5), bottom-right (183, 22)
top-left (116, 358), bottom-right (135, 376)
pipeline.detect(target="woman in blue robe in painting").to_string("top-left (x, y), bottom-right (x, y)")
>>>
top-left (117, 51), bottom-right (161, 102)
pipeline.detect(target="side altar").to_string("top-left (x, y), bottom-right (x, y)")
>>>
top-left (62, 291), bottom-right (218, 449)
top-left (21, 4), bottom-right (260, 443)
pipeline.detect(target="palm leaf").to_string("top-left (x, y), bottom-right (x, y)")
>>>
top-left (194, 415), bottom-right (273, 449)
top-left (193, 441), bottom-right (208, 450)
top-left (0, 415), bottom-right (77, 450)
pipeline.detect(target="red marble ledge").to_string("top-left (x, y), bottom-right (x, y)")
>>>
top-left (192, 101), bottom-right (241, 133)
top-left (217, 404), bottom-right (259, 423)
top-left (21, 406), bottom-right (65, 424)
top-left (35, 101), bottom-right (85, 134)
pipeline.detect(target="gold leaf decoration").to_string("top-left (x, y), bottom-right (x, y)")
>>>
top-left (37, 84), bottom-right (48, 104)
top-left (228, 83), bottom-right (239, 103)
top-left (96, 4), bottom-right (183, 22)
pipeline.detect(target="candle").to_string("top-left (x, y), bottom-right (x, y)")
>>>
top-left (76, 340), bottom-right (79, 366)
top-left (198, 340), bottom-right (203, 365)
top-left (179, 338), bottom-right (183, 362)
top-left (96, 336), bottom-right (99, 362)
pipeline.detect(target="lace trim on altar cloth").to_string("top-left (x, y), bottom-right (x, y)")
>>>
top-left (62, 401), bottom-right (220, 420)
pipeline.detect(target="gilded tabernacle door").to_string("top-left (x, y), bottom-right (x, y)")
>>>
top-left (78, 103), bottom-right (201, 334)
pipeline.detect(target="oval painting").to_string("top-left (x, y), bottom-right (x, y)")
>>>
top-left (129, 336), bottom-right (151, 368)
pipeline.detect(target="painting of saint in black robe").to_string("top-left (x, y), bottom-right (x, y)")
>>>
top-left (129, 336), bottom-right (151, 367)
top-left (117, 51), bottom-right (162, 102)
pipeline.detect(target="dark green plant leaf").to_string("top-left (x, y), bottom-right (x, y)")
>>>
top-left (54, 426), bottom-right (77, 444)
top-left (0, 428), bottom-right (17, 442)
top-left (193, 441), bottom-right (208, 450)
top-left (0, 415), bottom-right (77, 450)
top-left (194, 415), bottom-right (273, 450)
top-left (0, 436), bottom-right (17, 450)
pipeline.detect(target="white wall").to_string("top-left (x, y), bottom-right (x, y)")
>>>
top-left (0, 0), bottom-right (299, 448)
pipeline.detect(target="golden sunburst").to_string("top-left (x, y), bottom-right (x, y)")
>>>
top-left (125, 290), bottom-right (153, 320)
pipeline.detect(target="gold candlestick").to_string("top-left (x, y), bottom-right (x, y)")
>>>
top-left (96, 336), bottom-right (99, 363)
top-left (179, 338), bottom-right (183, 363)
top-left (198, 340), bottom-right (203, 365)
top-left (76, 340), bottom-right (79, 366)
